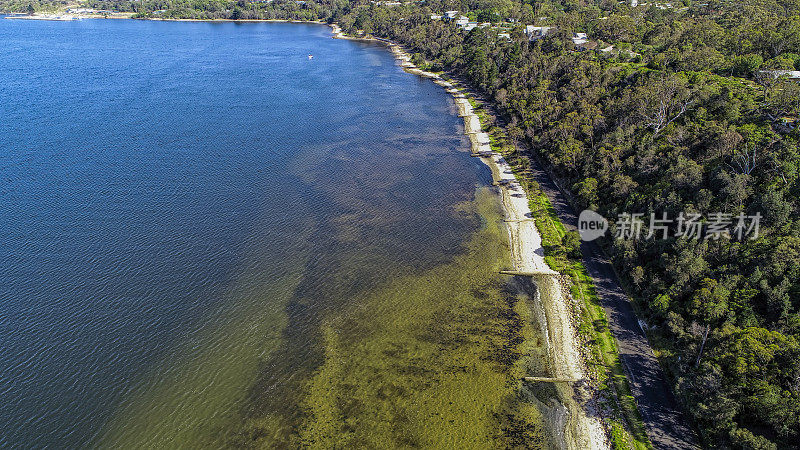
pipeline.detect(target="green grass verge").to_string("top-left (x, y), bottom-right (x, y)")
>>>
top-left (529, 191), bottom-right (650, 450)
top-left (468, 98), bottom-right (652, 450)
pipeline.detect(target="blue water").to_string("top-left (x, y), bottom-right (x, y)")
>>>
top-left (0, 19), bottom-right (493, 447)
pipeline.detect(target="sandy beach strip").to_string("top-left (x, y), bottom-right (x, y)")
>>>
top-left (346, 30), bottom-right (610, 450)
top-left (452, 88), bottom-right (608, 450)
top-left (4, 14), bottom-right (81, 20)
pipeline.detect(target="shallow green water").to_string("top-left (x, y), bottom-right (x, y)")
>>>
top-left (1, 19), bottom-right (557, 448)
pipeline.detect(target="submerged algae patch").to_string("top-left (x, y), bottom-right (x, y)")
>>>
top-left (97, 218), bottom-right (316, 450)
top-left (98, 274), bottom-right (298, 449)
top-left (103, 187), bottom-right (559, 449)
top-left (288, 188), bottom-right (554, 448)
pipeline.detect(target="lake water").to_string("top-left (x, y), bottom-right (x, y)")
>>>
top-left (0, 19), bottom-right (553, 448)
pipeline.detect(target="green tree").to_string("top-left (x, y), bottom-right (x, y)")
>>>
top-left (574, 177), bottom-right (599, 209)
top-left (690, 278), bottom-right (730, 367)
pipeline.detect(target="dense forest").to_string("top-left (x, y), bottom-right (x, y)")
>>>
top-left (3, 0), bottom-right (798, 447)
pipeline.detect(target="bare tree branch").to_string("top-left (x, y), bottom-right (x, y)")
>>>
top-left (640, 75), bottom-right (694, 137)
top-left (726, 144), bottom-right (759, 175)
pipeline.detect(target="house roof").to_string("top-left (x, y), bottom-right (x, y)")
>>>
top-left (768, 70), bottom-right (800, 79)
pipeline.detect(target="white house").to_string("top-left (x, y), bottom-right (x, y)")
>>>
top-left (760, 70), bottom-right (800, 80)
top-left (525, 25), bottom-right (553, 40)
top-left (572, 32), bottom-right (589, 45)
top-left (444, 10), bottom-right (458, 20)
top-left (430, 14), bottom-right (442, 20)
top-left (455, 16), bottom-right (469, 27)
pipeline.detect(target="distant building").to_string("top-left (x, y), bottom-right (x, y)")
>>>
top-left (631, 0), bottom-right (639, 6)
top-left (498, 32), bottom-right (511, 41)
top-left (443, 10), bottom-right (458, 20)
top-left (525, 25), bottom-right (553, 40)
top-left (572, 32), bottom-right (589, 44)
top-left (430, 14), bottom-right (442, 20)
top-left (760, 70), bottom-right (800, 80)
top-left (455, 16), bottom-right (469, 27)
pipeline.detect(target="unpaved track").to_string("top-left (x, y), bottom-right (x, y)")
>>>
top-left (527, 160), bottom-right (700, 450)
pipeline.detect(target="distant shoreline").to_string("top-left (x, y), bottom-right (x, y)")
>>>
top-left (143, 18), bottom-right (326, 23)
top-left (2, 13), bottom-right (328, 23)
